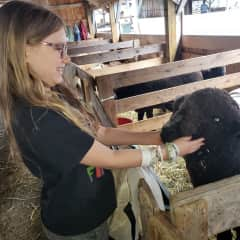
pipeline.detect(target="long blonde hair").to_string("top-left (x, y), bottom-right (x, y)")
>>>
top-left (0, 1), bottom-right (97, 160)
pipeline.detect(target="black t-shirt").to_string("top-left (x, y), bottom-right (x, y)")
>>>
top-left (12, 101), bottom-right (116, 235)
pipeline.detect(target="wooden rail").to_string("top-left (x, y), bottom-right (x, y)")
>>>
top-left (92, 48), bottom-right (240, 126)
top-left (96, 48), bottom-right (240, 99)
top-left (71, 43), bottom-right (165, 65)
top-left (67, 39), bottom-right (111, 49)
top-left (68, 39), bottom-right (140, 56)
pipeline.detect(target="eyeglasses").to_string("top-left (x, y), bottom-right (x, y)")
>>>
top-left (40, 41), bottom-right (68, 58)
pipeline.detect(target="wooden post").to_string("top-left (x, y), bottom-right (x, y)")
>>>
top-left (172, 200), bottom-right (208, 240)
top-left (85, 3), bottom-right (96, 38)
top-left (109, 1), bottom-right (120, 43)
top-left (164, 0), bottom-right (177, 61)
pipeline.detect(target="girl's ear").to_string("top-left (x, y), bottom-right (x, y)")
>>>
top-left (25, 45), bottom-right (31, 63)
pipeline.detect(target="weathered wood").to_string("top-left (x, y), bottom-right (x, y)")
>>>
top-left (164, 0), bottom-right (177, 61)
top-left (71, 43), bottom-right (164, 65)
top-left (118, 113), bottom-right (172, 132)
top-left (115, 72), bottom-right (240, 113)
top-left (86, 4), bottom-right (95, 38)
top-left (89, 86), bottom-right (114, 127)
top-left (182, 47), bottom-right (224, 55)
top-left (102, 100), bottom-right (117, 125)
top-left (88, 57), bottom-right (162, 78)
top-left (67, 39), bottom-right (111, 49)
top-left (72, 62), bottom-right (95, 82)
top-left (172, 200), bottom-right (208, 240)
top-left (48, 2), bottom-right (83, 10)
top-left (147, 213), bottom-right (182, 240)
top-left (139, 179), bottom-right (182, 240)
top-left (96, 49), bottom-right (240, 98)
top-left (109, 1), bottom-right (119, 43)
top-left (171, 174), bottom-right (240, 237)
top-left (68, 40), bottom-right (138, 56)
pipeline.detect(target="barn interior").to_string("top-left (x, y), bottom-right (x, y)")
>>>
top-left (1, 0), bottom-right (240, 240)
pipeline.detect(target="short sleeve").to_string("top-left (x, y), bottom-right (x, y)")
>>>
top-left (14, 107), bottom-right (94, 175)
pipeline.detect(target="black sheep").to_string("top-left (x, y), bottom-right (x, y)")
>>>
top-left (160, 88), bottom-right (240, 240)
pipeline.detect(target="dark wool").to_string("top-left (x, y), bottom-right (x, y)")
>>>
top-left (161, 87), bottom-right (240, 240)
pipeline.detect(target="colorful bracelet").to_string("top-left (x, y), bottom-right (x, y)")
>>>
top-left (165, 142), bottom-right (179, 162)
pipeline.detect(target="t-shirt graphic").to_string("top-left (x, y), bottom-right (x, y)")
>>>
top-left (87, 166), bottom-right (104, 182)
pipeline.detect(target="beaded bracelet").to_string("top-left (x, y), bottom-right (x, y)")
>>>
top-left (141, 142), bottom-right (179, 167)
top-left (165, 142), bottom-right (179, 162)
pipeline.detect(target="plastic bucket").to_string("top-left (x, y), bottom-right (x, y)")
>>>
top-left (117, 117), bottom-right (133, 125)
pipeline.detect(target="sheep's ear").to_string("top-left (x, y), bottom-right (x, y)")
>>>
top-left (230, 120), bottom-right (240, 137)
top-left (173, 95), bottom-right (187, 112)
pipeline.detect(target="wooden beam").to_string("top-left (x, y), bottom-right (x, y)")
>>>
top-left (115, 72), bottom-right (240, 113)
top-left (48, 2), bottom-right (82, 10)
top-left (118, 113), bottom-right (172, 132)
top-left (109, 1), bottom-right (120, 43)
top-left (85, 4), bottom-right (96, 38)
top-left (87, 57), bottom-right (163, 78)
top-left (67, 39), bottom-right (111, 49)
top-left (164, 0), bottom-right (177, 61)
top-left (71, 43), bottom-right (164, 65)
top-left (68, 40), bottom-right (138, 56)
top-left (96, 49), bottom-right (240, 99)
top-left (176, 0), bottom-right (189, 14)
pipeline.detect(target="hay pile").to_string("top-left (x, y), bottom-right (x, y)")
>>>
top-left (154, 157), bottom-right (193, 195)
top-left (0, 146), bottom-right (46, 240)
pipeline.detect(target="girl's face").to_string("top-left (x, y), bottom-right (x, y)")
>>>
top-left (26, 27), bottom-right (69, 87)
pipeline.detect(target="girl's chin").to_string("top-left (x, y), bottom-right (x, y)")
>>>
top-left (55, 76), bottom-right (64, 85)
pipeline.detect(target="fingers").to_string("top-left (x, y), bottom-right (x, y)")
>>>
top-left (174, 136), bottom-right (205, 156)
top-left (188, 138), bottom-right (205, 153)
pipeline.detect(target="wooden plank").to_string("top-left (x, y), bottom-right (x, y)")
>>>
top-left (48, 2), bottom-right (83, 10)
top-left (172, 200), bottom-right (208, 240)
top-left (147, 213), bottom-right (182, 240)
top-left (171, 174), bottom-right (240, 236)
top-left (86, 4), bottom-right (95, 38)
top-left (88, 57), bottom-right (162, 78)
top-left (67, 39), bottom-right (111, 49)
top-left (71, 43), bottom-right (164, 65)
top-left (89, 86), bottom-right (114, 127)
top-left (182, 47), bottom-right (224, 55)
top-left (96, 49), bottom-right (240, 98)
top-left (109, 1), bottom-right (119, 43)
top-left (68, 40), bottom-right (136, 56)
top-left (164, 0), bottom-right (177, 61)
top-left (71, 62), bottom-right (95, 82)
top-left (118, 113), bottom-right (172, 132)
top-left (139, 179), bottom-right (182, 240)
top-left (115, 72), bottom-right (240, 113)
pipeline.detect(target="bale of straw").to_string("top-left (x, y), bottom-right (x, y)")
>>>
top-left (0, 116), bottom-right (46, 240)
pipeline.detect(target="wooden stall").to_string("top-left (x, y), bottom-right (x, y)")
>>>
top-left (86, 49), bottom-right (240, 128)
top-left (70, 41), bottom-right (165, 65)
top-left (139, 175), bottom-right (240, 240)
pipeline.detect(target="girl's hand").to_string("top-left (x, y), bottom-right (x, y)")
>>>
top-left (173, 136), bottom-right (205, 156)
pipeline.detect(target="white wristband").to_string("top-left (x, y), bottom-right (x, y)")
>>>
top-left (141, 149), bottom-right (152, 166)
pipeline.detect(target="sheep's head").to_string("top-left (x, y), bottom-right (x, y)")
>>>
top-left (161, 88), bottom-right (240, 186)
